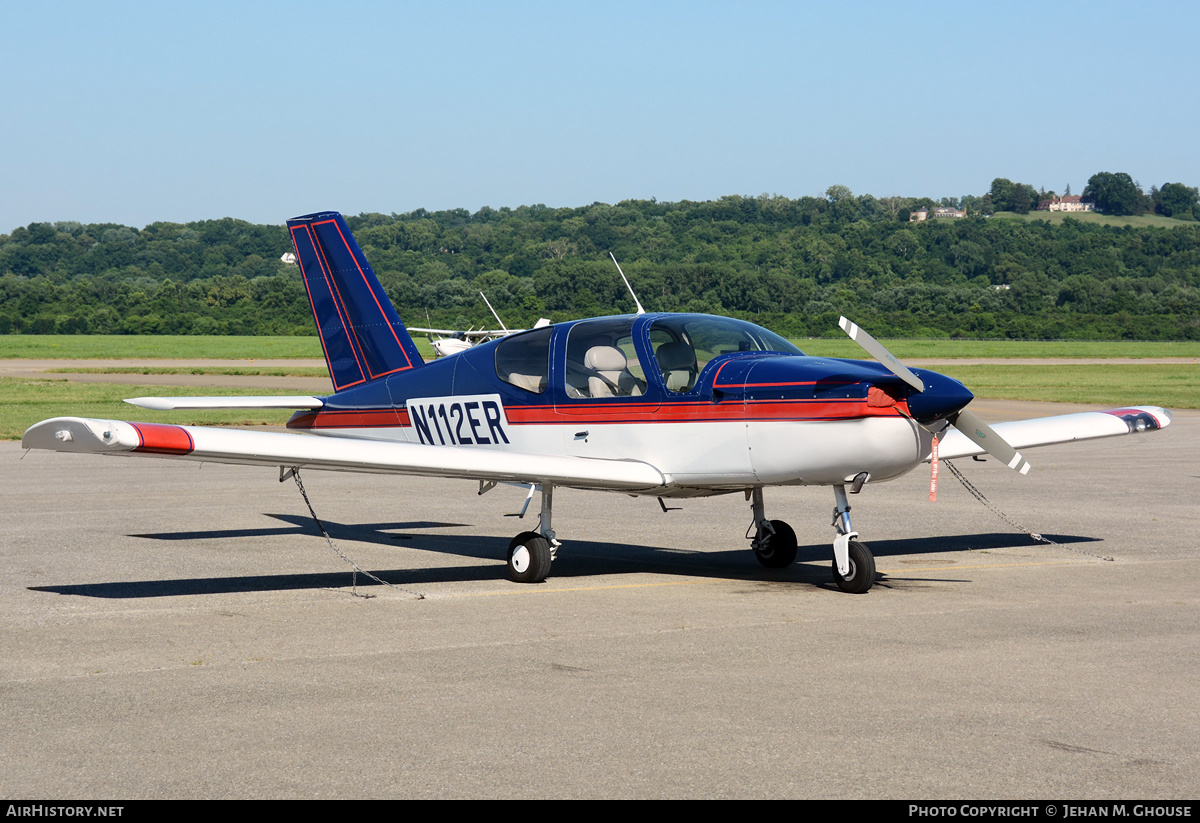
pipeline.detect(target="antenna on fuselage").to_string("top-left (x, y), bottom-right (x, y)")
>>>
top-left (609, 252), bottom-right (646, 315)
top-left (479, 291), bottom-right (509, 332)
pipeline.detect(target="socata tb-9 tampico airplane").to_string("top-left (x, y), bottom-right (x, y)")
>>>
top-left (23, 211), bottom-right (1172, 593)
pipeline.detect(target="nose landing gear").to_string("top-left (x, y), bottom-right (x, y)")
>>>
top-left (831, 484), bottom-right (875, 593)
top-left (747, 486), bottom-right (875, 592)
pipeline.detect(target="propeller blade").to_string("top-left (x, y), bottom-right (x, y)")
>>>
top-left (838, 316), bottom-right (924, 392)
top-left (836, 317), bottom-right (1030, 474)
top-left (836, 317), bottom-right (1028, 474)
top-left (950, 407), bottom-right (1032, 474)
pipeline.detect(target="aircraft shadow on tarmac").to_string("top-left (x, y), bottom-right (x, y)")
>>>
top-left (29, 512), bottom-right (1102, 599)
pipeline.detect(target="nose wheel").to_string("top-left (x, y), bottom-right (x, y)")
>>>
top-left (831, 538), bottom-right (875, 593)
top-left (831, 484), bottom-right (875, 593)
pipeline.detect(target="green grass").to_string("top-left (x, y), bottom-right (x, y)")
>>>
top-left (935, 364), bottom-right (1197, 409)
top-left (0, 335), bottom-right (325, 359)
top-left (45, 366), bottom-right (331, 377)
top-left (792, 338), bottom-right (1200, 360)
top-left (2, 378), bottom-right (303, 440)
top-left (992, 210), bottom-right (1193, 229)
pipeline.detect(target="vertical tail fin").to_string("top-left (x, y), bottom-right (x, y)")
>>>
top-left (287, 211), bottom-right (424, 391)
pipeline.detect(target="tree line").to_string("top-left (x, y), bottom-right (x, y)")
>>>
top-left (2, 188), bottom-right (1200, 340)
top-left (985, 173), bottom-right (1199, 219)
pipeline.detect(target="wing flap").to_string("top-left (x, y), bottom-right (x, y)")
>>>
top-left (934, 405), bottom-right (1172, 461)
top-left (125, 396), bottom-right (325, 410)
top-left (22, 417), bottom-right (668, 491)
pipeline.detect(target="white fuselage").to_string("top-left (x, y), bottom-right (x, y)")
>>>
top-left (308, 403), bottom-right (930, 495)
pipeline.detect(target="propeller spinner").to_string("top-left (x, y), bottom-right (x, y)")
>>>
top-left (838, 316), bottom-right (1031, 474)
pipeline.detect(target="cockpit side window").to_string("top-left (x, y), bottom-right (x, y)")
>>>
top-left (495, 326), bottom-right (552, 394)
top-left (564, 318), bottom-right (646, 399)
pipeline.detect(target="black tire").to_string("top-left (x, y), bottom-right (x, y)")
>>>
top-left (507, 531), bottom-right (552, 584)
top-left (832, 540), bottom-right (875, 593)
top-left (753, 520), bottom-right (798, 569)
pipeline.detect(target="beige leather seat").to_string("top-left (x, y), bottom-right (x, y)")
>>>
top-left (656, 341), bottom-right (697, 392)
top-left (584, 346), bottom-right (643, 398)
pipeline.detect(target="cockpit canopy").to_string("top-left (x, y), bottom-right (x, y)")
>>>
top-left (493, 314), bottom-right (805, 397)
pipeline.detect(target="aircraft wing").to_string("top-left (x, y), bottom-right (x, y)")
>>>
top-left (408, 327), bottom-right (510, 338)
top-left (460, 329), bottom-right (511, 339)
top-left (21, 417), bottom-right (668, 491)
top-left (933, 405), bottom-right (1171, 461)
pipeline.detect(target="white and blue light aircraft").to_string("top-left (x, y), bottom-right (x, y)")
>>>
top-left (22, 211), bottom-right (1172, 593)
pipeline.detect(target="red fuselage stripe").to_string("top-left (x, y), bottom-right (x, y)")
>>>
top-left (286, 399), bottom-right (908, 430)
top-left (289, 409), bottom-right (410, 429)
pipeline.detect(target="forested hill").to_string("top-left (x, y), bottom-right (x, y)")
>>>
top-left (3, 194), bottom-right (1200, 340)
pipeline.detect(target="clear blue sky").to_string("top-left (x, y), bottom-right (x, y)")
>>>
top-left (3, 1), bottom-right (1197, 232)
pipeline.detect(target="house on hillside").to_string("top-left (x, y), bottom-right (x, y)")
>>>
top-left (1036, 195), bottom-right (1094, 213)
top-left (932, 206), bottom-right (966, 219)
top-left (911, 206), bottom-right (966, 221)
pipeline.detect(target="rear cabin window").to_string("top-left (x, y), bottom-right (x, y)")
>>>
top-left (494, 327), bottom-right (552, 394)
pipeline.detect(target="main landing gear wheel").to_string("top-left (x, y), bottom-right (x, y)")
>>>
top-left (832, 540), bottom-right (875, 594)
top-left (507, 531), bottom-right (552, 584)
top-left (753, 520), bottom-right (798, 569)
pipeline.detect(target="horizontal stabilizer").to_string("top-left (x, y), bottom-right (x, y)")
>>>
top-left (125, 396), bottom-right (325, 411)
top-left (933, 406), bottom-right (1171, 461)
top-left (22, 417), bottom-right (668, 492)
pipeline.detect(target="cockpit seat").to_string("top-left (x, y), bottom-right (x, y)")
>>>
top-left (656, 341), bottom-right (698, 392)
top-left (584, 346), bottom-right (643, 398)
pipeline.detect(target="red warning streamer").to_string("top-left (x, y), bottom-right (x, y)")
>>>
top-left (929, 434), bottom-right (939, 502)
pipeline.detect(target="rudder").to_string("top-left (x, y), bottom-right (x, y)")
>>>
top-left (287, 211), bottom-right (424, 391)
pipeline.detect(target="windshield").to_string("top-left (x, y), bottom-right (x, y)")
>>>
top-left (649, 316), bottom-right (803, 393)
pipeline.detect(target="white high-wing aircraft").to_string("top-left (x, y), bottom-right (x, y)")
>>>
top-left (407, 326), bottom-right (502, 358)
top-left (22, 212), bottom-right (1172, 593)
top-left (410, 292), bottom-right (551, 357)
